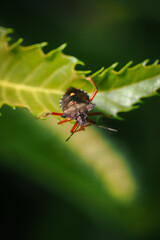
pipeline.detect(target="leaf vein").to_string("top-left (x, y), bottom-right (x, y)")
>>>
top-left (0, 81), bottom-right (63, 95)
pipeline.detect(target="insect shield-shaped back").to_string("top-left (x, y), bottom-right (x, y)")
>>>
top-left (60, 87), bottom-right (95, 125)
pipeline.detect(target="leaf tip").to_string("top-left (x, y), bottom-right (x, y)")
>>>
top-left (9, 38), bottom-right (23, 50)
top-left (59, 43), bottom-right (67, 51)
top-left (91, 67), bottom-right (104, 78)
top-left (111, 62), bottom-right (119, 69)
top-left (142, 59), bottom-right (149, 66)
top-left (119, 61), bottom-right (133, 74)
top-left (45, 43), bottom-right (67, 59)
top-left (40, 42), bottom-right (48, 48)
top-left (77, 59), bottom-right (85, 66)
top-left (153, 59), bottom-right (159, 65)
top-left (0, 27), bottom-right (13, 38)
top-left (101, 62), bottom-right (119, 77)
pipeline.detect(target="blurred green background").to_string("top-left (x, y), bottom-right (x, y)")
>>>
top-left (0, 0), bottom-right (160, 239)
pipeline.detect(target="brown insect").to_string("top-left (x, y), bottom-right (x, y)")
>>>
top-left (37, 76), bottom-right (117, 141)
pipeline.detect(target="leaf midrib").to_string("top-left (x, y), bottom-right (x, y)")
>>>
top-left (0, 80), bottom-right (64, 95)
top-left (1, 73), bottom-right (160, 97)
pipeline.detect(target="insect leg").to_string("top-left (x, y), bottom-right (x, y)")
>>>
top-left (74, 124), bottom-right (92, 132)
top-left (65, 122), bottom-right (79, 142)
top-left (70, 122), bottom-right (79, 133)
top-left (58, 118), bottom-right (72, 125)
top-left (88, 112), bottom-right (102, 116)
top-left (37, 112), bottom-right (63, 119)
top-left (86, 118), bottom-right (96, 124)
top-left (87, 76), bottom-right (98, 101)
top-left (88, 112), bottom-right (112, 118)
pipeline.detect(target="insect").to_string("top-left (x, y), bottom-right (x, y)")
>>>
top-left (37, 76), bottom-right (117, 141)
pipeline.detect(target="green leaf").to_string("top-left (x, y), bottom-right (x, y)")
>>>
top-left (0, 27), bottom-right (91, 117)
top-left (93, 60), bottom-right (160, 118)
top-left (0, 27), bottom-right (160, 119)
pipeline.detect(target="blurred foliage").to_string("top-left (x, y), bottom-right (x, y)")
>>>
top-left (1, 105), bottom-right (160, 240)
top-left (0, 0), bottom-right (160, 240)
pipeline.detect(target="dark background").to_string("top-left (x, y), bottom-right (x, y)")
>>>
top-left (0, 0), bottom-right (160, 239)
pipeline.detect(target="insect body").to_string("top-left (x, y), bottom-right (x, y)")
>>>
top-left (37, 76), bottom-right (116, 141)
top-left (60, 87), bottom-right (95, 126)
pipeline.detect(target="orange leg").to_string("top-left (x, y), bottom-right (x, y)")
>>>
top-left (51, 112), bottom-right (63, 116)
top-left (86, 118), bottom-right (96, 124)
top-left (88, 112), bottom-right (102, 116)
top-left (87, 76), bottom-right (98, 102)
top-left (74, 124), bottom-right (92, 133)
top-left (70, 122), bottom-right (79, 133)
top-left (65, 122), bottom-right (79, 142)
top-left (88, 112), bottom-right (112, 118)
top-left (58, 118), bottom-right (72, 125)
top-left (37, 112), bottom-right (63, 119)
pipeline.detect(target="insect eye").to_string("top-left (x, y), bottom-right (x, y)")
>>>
top-left (70, 92), bottom-right (75, 96)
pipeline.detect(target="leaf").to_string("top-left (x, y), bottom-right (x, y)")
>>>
top-left (0, 27), bottom-right (160, 119)
top-left (93, 60), bottom-right (160, 118)
top-left (0, 27), bottom-right (91, 117)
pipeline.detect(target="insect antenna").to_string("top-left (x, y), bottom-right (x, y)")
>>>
top-left (65, 132), bottom-right (74, 142)
top-left (86, 118), bottom-right (117, 132)
top-left (95, 124), bottom-right (118, 132)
